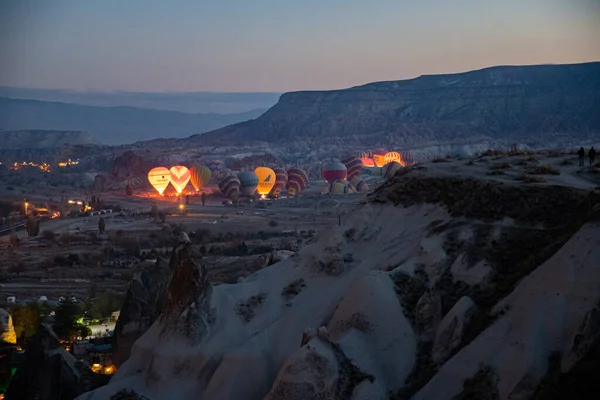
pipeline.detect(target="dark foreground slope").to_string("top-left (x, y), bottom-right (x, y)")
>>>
top-left (196, 62), bottom-right (600, 148)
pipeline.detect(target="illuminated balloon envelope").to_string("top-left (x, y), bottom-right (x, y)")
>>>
top-left (148, 167), bottom-right (171, 195)
top-left (190, 165), bottom-right (211, 191)
top-left (254, 167), bottom-right (276, 196)
top-left (169, 166), bottom-right (191, 194)
top-left (384, 152), bottom-right (402, 165)
top-left (372, 150), bottom-right (388, 167)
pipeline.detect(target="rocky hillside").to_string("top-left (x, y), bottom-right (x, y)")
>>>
top-left (78, 160), bottom-right (600, 400)
top-left (0, 97), bottom-right (266, 145)
top-left (195, 62), bottom-right (600, 150)
top-left (0, 129), bottom-right (96, 150)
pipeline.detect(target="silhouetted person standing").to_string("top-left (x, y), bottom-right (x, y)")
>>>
top-left (577, 147), bottom-right (585, 166)
top-left (589, 147), bottom-right (596, 166)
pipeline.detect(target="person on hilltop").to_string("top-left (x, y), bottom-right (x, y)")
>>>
top-left (577, 147), bottom-right (585, 166)
top-left (589, 147), bottom-right (596, 166)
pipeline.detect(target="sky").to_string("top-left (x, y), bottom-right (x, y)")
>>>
top-left (0, 0), bottom-right (599, 93)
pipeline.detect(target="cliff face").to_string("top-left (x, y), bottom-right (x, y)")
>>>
top-left (198, 62), bottom-right (600, 148)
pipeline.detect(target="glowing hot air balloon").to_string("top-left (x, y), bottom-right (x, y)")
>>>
top-left (254, 167), bottom-right (276, 196)
top-left (341, 155), bottom-right (363, 181)
top-left (238, 171), bottom-right (259, 196)
top-left (372, 150), bottom-right (388, 167)
top-left (190, 165), bottom-right (211, 191)
top-left (148, 167), bottom-right (171, 195)
top-left (384, 151), bottom-right (402, 165)
top-left (219, 174), bottom-right (241, 200)
top-left (322, 161), bottom-right (347, 183)
top-left (169, 166), bottom-right (191, 194)
top-left (270, 167), bottom-right (288, 197)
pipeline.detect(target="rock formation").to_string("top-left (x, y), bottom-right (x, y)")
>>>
top-left (5, 324), bottom-right (110, 400)
top-left (109, 151), bottom-right (149, 183)
top-left (197, 62), bottom-right (600, 149)
top-left (112, 258), bottom-right (172, 367)
top-left (431, 296), bottom-right (477, 364)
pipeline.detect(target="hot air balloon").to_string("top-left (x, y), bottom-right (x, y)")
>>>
top-left (355, 151), bottom-right (373, 159)
top-left (219, 175), bottom-right (241, 200)
top-left (323, 180), bottom-right (356, 195)
top-left (205, 160), bottom-right (223, 172)
top-left (254, 167), bottom-right (276, 196)
top-left (341, 155), bottom-right (363, 181)
top-left (190, 165), bottom-right (211, 191)
top-left (350, 175), bottom-right (360, 187)
top-left (355, 180), bottom-right (369, 192)
top-left (270, 167), bottom-right (288, 197)
top-left (322, 161), bottom-right (347, 183)
top-left (372, 150), bottom-right (388, 167)
top-left (148, 167), bottom-right (171, 195)
top-left (384, 161), bottom-right (403, 179)
top-left (238, 171), bottom-right (259, 196)
top-left (169, 166), bottom-right (191, 194)
top-left (286, 168), bottom-right (308, 196)
top-left (384, 151), bottom-right (402, 165)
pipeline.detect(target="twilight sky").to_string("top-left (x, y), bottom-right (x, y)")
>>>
top-left (1, 0), bottom-right (599, 92)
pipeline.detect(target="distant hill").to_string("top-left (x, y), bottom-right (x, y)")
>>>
top-left (195, 62), bottom-right (600, 149)
top-left (0, 97), bottom-right (267, 145)
top-left (0, 130), bottom-right (96, 150)
top-left (0, 87), bottom-right (281, 114)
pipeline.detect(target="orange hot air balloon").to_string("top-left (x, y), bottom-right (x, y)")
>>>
top-left (169, 166), bottom-right (191, 194)
top-left (254, 167), bottom-right (276, 196)
top-left (384, 151), bottom-right (402, 165)
top-left (148, 167), bottom-right (171, 195)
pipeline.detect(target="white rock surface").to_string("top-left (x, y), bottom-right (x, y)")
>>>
top-left (413, 222), bottom-right (600, 400)
top-left (431, 296), bottom-right (477, 364)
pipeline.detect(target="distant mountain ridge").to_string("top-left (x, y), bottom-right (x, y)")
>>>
top-left (0, 87), bottom-right (281, 114)
top-left (0, 97), bottom-right (267, 145)
top-left (0, 130), bottom-right (96, 150)
top-left (194, 62), bottom-right (600, 149)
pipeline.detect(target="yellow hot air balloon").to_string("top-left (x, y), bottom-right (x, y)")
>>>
top-left (169, 165), bottom-right (191, 194)
top-left (254, 167), bottom-right (276, 196)
top-left (148, 167), bottom-right (171, 195)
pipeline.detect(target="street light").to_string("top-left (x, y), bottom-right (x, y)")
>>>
top-left (24, 202), bottom-right (29, 215)
top-left (179, 204), bottom-right (184, 214)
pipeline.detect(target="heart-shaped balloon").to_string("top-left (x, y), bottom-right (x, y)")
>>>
top-left (169, 166), bottom-right (191, 194)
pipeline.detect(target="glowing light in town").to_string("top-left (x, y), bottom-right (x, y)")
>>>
top-left (147, 167), bottom-right (171, 195)
top-left (169, 166), bottom-right (191, 194)
top-left (254, 167), bottom-right (276, 195)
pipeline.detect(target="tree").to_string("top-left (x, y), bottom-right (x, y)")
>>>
top-left (53, 300), bottom-right (87, 341)
top-left (150, 203), bottom-right (158, 221)
top-left (10, 301), bottom-right (41, 342)
top-left (9, 261), bottom-right (26, 277)
top-left (98, 217), bottom-right (106, 234)
top-left (26, 216), bottom-right (38, 237)
top-left (269, 219), bottom-right (278, 228)
top-left (201, 192), bottom-right (207, 206)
